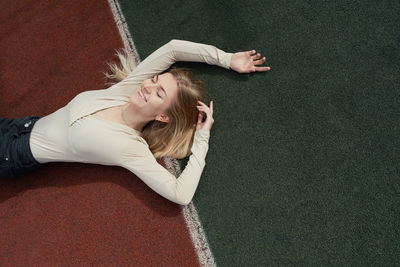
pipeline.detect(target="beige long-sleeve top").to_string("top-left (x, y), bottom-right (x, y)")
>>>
top-left (29, 39), bottom-right (233, 205)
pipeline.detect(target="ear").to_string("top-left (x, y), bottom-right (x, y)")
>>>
top-left (155, 113), bottom-right (169, 123)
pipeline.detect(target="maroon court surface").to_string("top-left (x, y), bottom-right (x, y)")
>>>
top-left (0, 1), bottom-right (200, 265)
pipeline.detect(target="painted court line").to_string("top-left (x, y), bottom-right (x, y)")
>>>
top-left (170, 159), bottom-right (217, 267)
top-left (106, 0), bottom-right (216, 266)
top-left (107, 0), bottom-right (140, 65)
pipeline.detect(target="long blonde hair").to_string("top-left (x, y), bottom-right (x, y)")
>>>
top-left (104, 48), bottom-right (207, 159)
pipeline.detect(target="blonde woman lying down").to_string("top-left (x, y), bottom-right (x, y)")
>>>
top-left (0, 39), bottom-right (270, 205)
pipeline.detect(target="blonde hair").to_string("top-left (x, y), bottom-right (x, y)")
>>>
top-left (104, 48), bottom-right (207, 159)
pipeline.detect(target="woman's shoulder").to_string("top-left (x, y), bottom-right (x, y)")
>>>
top-left (133, 135), bottom-right (148, 146)
top-left (117, 135), bottom-right (157, 164)
top-left (121, 134), bottom-right (150, 153)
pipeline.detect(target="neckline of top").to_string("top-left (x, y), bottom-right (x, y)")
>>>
top-left (89, 101), bottom-right (142, 134)
top-left (90, 114), bottom-right (142, 134)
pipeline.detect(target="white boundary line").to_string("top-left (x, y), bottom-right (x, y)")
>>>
top-left (166, 158), bottom-right (217, 267)
top-left (107, 0), bottom-right (141, 65)
top-left (106, 1), bottom-right (216, 266)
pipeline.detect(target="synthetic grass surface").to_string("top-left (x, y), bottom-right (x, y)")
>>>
top-left (119, 0), bottom-right (399, 265)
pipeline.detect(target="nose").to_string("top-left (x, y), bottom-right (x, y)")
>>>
top-left (143, 84), bottom-right (156, 95)
top-left (142, 86), bottom-right (149, 94)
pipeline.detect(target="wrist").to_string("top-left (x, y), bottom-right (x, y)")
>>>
top-left (195, 128), bottom-right (211, 140)
top-left (227, 53), bottom-right (234, 70)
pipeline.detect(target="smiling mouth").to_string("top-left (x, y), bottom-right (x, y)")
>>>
top-left (138, 88), bottom-right (146, 102)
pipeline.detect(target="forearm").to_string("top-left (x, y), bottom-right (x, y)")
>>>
top-left (169, 39), bottom-right (233, 69)
top-left (117, 39), bottom-right (232, 88)
top-left (121, 129), bottom-right (210, 205)
top-left (173, 128), bottom-right (210, 205)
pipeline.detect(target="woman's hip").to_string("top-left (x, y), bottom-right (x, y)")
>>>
top-left (0, 116), bottom-right (42, 178)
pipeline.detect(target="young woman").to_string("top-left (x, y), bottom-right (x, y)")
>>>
top-left (0, 39), bottom-right (270, 205)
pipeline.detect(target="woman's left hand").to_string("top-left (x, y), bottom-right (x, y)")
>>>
top-left (230, 50), bottom-right (271, 73)
top-left (196, 101), bottom-right (214, 132)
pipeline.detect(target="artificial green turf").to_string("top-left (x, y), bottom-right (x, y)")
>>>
top-left (118, 0), bottom-right (399, 265)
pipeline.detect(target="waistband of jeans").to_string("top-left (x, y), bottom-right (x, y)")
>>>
top-left (16, 116), bottom-right (42, 166)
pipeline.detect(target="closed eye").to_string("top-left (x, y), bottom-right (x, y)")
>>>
top-left (152, 77), bottom-right (163, 98)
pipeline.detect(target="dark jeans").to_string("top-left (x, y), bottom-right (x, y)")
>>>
top-left (0, 116), bottom-right (42, 178)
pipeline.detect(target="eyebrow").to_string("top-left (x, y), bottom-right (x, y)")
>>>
top-left (156, 74), bottom-right (167, 97)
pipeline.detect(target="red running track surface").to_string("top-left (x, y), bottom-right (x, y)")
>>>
top-left (0, 1), bottom-right (200, 265)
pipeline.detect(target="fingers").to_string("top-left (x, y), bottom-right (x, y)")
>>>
top-left (197, 100), bottom-right (213, 114)
top-left (253, 57), bottom-right (266, 65)
top-left (249, 51), bottom-right (263, 60)
top-left (197, 111), bottom-right (203, 123)
top-left (197, 100), bottom-right (214, 121)
top-left (248, 50), bottom-right (256, 56)
top-left (196, 100), bottom-right (215, 131)
top-left (252, 53), bottom-right (262, 60)
top-left (198, 100), bottom-right (212, 110)
top-left (255, 66), bottom-right (271, 72)
top-left (248, 52), bottom-right (270, 72)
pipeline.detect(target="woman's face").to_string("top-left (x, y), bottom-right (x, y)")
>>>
top-left (130, 72), bottom-right (178, 122)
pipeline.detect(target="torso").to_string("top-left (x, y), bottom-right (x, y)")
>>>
top-left (91, 103), bottom-right (129, 127)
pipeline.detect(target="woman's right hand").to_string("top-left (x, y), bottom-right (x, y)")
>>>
top-left (196, 100), bottom-right (214, 131)
top-left (230, 50), bottom-right (270, 73)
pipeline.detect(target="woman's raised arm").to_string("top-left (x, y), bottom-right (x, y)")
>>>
top-left (120, 128), bottom-right (210, 205)
top-left (117, 39), bottom-right (233, 86)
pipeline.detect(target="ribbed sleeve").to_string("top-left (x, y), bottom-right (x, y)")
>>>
top-left (120, 129), bottom-right (210, 205)
top-left (169, 39), bottom-right (232, 69)
top-left (113, 39), bottom-right (232, 92)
